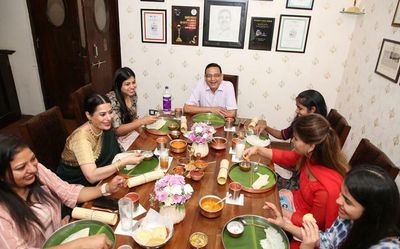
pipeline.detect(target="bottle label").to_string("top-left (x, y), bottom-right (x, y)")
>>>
top-left (163, 96), bottom-right (171, 113)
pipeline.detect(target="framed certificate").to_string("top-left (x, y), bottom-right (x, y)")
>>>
top-left (172, 6), bottom-right (200, 46)
top-left (276, 15), bottom-right (311, 53)
top-left (203, 0), bottom-right (249, 49)
top-left (248, 17), bottom-right (275, 51)
top-left (286, 0), bottom-right (314, 10)
top-left (392, 1), bottom-right (400, 26)
top-left (375, 39), bottom-right (400, 83)
top-left (141, 9), bottom-right (167, 43)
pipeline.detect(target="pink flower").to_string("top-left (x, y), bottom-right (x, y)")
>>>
top-left (152, 174), bottom-right (193, 207)
top-left (187, 122), bottom-right (215, 144)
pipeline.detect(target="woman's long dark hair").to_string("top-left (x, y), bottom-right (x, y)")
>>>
top-left (296, 89), bottom-right (327, 117)
top-left (293, 114), bottom-right (349, 176)
top-left (0, 134), bottom-right (56, 240)
top-left (112, 67), bottom-right (136, 124)
top-left (340, 165), bottom-right (400, 249)
top-left (84, 93), bottom-right (111, 115)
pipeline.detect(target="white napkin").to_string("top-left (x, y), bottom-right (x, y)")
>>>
top-left (229, 147), bottom-right (236, 155)
top-left (252, 173), bottom-right (269, 189)
top-left (224, 126), bottom-right (236, 132)
top-left (114, 220), bottom-right (138, 236)
top-left (225, 192), bottom-right (244, 206)
top-left (146, 119), bottom-right (166, 130)
top-left (132, 204), bottom-right (147, 219)
top-left (231, 154), bottom-right (242, 163)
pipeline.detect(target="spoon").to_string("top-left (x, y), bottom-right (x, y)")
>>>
top-left (215, 193), bottom-right (232, 205)
top-left (240, 219), bottom-right (266, 229)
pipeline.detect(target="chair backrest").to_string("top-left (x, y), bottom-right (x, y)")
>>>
top-left (326, 109), bottom-right (351, 148)
top-left (19, 106), bottom-right (68, 172)
top-left (69, 83), bottom-right (94, 125)
top-left (349, 138), bottom-right (399, 180)
top-left (223, 74), bottom-right (238, 100)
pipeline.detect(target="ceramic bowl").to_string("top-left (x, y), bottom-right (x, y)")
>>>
top-left (169, 139), bottom-right (187, 154)
top-left (226, 221), bottom-right (244, 238)
top-left (210, 137), bottom-right (227, 150)
top-left (199, 195), bottom-right (224, 218)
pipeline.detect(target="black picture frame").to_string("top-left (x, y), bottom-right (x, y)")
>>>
top-left (375, 38), bottom-right (400, 83)
top-left (276, 15), bottom-right (311, 53)
top-left (248, 17), bottom-right (275, 51)
top-left (171, 6), bottom-right (200, 46)
top-left (286, 0), bottom-right (314, 10)
top-left (140, 9), bottom-right (167, 44)
top-left (392, 1), bottom-right (400, 27)
top-left (141, 0), bottom-right (164, 2)
top-left (203, 0), bottom-right (249, 49)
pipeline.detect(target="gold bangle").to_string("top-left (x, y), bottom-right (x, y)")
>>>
top-left (115, 160), bottom-right (121, 172)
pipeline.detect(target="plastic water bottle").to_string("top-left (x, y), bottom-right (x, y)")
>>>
top-left (163, 86), bottom-right (171, 114)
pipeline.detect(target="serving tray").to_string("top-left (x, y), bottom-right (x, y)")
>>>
top-left (192, 113), bottom-right (225, 128)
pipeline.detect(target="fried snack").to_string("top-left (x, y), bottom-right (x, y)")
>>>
top-left (302, 213), bottom-right (317, 223)
top-left (136, 226), bottom-right (168, 246)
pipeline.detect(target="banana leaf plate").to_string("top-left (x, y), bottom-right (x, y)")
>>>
top-left (43, 220), bottom-right (115, 248)
top-left (228, 162), bottom-right (276, 193)
top-left (192, 113), bottom-right (225, 128)
top-left (145, 117), bottom-right (180, 135)
top-left (113, 151), bottom-right (159, 177)
top-left (222, 215), bottom-right (289, 249)
top-left (245, 134), bottom-right (271, 147)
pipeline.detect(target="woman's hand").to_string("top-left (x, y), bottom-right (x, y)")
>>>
top-left (243, 146), bottom-right (259, 161)
top-left (122, 154), bottom-right (144, 167)
top-left (300, 220), bottom-right (320, 249)
top-left (254, 121), bottom-right (267, 135)
top-left (107, 175), bottom-right (125, 193)
top-left (263, 201), bottom-right (285, 227)
top-left (73, 234), bottom-right (113, 249)
top-left (140, 115), bottom-right (158, 125)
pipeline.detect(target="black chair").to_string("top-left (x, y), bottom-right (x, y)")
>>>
top-left (19, 106), bottom-right (68, 172)
top-left (349, 138), bottom-right (399, 180)
top-left (223, 74), bottom-right (238, 100)
top-left (326, 109), bottom-right (351, 148)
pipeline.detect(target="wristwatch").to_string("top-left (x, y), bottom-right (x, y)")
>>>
top-left (100, 183), bottom-right (111, 196)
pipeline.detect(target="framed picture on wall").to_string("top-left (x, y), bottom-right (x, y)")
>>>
top-left (140, 9), bottom-right (167, 43)
top-left (392, 1), bottom-right (400, 26)
top-left (248, 17), bottom-right (275, 51)
top-left (276, 15), bottom-right (311, 53)
top-left (375, 39), bottom-right (400, 83)
top-left (203, 0), bottom-right (249, 49)
top-left (172, 6), bottom-right (200, 46)
top-left (286, 0), bottom-right (314, 10)
top-left (141, 0), bottom-right (164, 2)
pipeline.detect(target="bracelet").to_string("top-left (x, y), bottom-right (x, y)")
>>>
top-left (115, 160), bottom-right (121, 172)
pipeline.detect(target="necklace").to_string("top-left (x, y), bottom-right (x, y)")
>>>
top-left (89, 122), bottom-right (103, 137)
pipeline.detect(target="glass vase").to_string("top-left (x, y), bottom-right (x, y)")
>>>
top-left (159, 205), bottom-right (186, 224)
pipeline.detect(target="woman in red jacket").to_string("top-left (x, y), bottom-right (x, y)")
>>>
top-left (243, 114), bottom-right (349, 247)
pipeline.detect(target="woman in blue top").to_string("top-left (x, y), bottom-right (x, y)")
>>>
top-left (265, 164), bottom-right (400, 249)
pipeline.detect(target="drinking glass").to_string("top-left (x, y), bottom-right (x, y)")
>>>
top-left (229, 182), bottom-right (242, 200)
top-left (160, 149), bottom-right (169, 169)
top-left (235, 140), bottom-right (245, 159)
top-left (118, 197), bottom-right (133, 231)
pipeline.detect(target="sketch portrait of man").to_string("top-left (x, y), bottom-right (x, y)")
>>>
top-left (208, 5), bottom-right (241, 43)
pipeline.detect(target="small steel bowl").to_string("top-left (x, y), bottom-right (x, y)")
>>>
top-left (226, 221), bottom-right (244, 238)
top-left (170, 130), bottom-right (181, 139)
top-left (143, 151), bottom-right (154, 160)
top-left (169, 139), bottom-right (187, 154)
top-left (199, 195), bottom-right (224, 219)
top-left (189, 232), bottom-right (208, 249)
top-left (190, 170), bottom-right (204, 181)
top-left (239, 161), bottom-right (251, 172)
top-left (168, 122), bottom-right (179, 131)
top-left (210, 137), bottom-right (227, 150)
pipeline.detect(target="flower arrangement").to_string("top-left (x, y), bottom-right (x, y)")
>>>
top-left (152, 174), bottom-right (193, 208)
top-left (187, 122), bottom-right (216, 144)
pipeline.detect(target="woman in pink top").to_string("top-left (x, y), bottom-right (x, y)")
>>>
top-left (0, 134), bottom-right (125, 249)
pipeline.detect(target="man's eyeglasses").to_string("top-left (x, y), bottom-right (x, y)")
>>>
top-left (205, 73), bottom-right (221, 79)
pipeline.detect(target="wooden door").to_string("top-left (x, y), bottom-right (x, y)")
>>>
top-left (27, 0), bottom-right (88, 116)
top-left (82, 0), bottom-right (120, 94)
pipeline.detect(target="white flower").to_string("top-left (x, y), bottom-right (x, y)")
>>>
top-left (164, 185), bottom-right (172, 194)
top-left (184, 184), bottom-right (193, 194)
top-left (195, 126), bottom-right (203, 134)
top-left (170, 185), bottom-right (182, 195)
top-left (164, 197), bottom-right (173, 207)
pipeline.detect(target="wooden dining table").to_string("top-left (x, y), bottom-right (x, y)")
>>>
top-left (87, 116), bottom-right (281, 249)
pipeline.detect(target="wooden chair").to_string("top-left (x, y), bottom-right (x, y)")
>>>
top-left (69, 83), bottom-right (94, 125)
top-left (223, 74), bottom-right (238, 100)
top-left (326, 109), bottom-right (351, 148)
top-left (349, 138), bottom-right (399, 180)
top-left (19, 106), bottom-right (68, 172)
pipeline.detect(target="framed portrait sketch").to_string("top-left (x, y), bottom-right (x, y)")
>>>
top-left (375, 39), bottom-right (400, 83)
top-left (203, 0), bottom-right (249, 49)
top-left (276, 15), bottom-right (311, 53)
top-left (392, 1), bottom-right (400, 26)
top-left (172, 6), bottom-right (200, 46)
top-left (286, 0), bottom-right (314, 10)
top-left (141, 9), bottom-right (167, 43)
top-left (248, 17), bottom-right (275, 51)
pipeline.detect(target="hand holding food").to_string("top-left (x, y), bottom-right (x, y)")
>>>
top-left (123, 154), bottom-right (145, 166)
top-left (300, 220), bottom-right (320, 249)
top-left (253, 120), bottom-right (267, 135)
top-left (141, 115), bottom-right (158, 125)
top-left (107, 175), bottom-right (125, 193)
top-left (243, 147), bottom-right (259, 161)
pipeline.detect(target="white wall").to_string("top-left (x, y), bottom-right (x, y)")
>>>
top-left (0, 0), bottom-right (45, 115)
top-left (335, 0), bottom-right (400, 185)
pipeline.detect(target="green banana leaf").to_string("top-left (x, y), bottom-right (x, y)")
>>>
top-left (222, 215), bottom-right (289, 249)
top-left (120, 156), bottom-right (159, 177)
top-left (43, 220), bottom-right (115, 248)
top-left (147, 118), bottom-right (180, 132)
top-left (228, 163), bottom-right (276, 190)
top-left (192, 113), bottom-right (225, 126)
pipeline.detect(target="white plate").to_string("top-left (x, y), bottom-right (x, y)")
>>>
top-left (246, 135), bottom-right (271, 147)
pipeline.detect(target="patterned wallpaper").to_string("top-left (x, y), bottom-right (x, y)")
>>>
top-left (118, 1), bottom-right (399, 176)
top-left (336, 0), bottom-right (400, 173)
